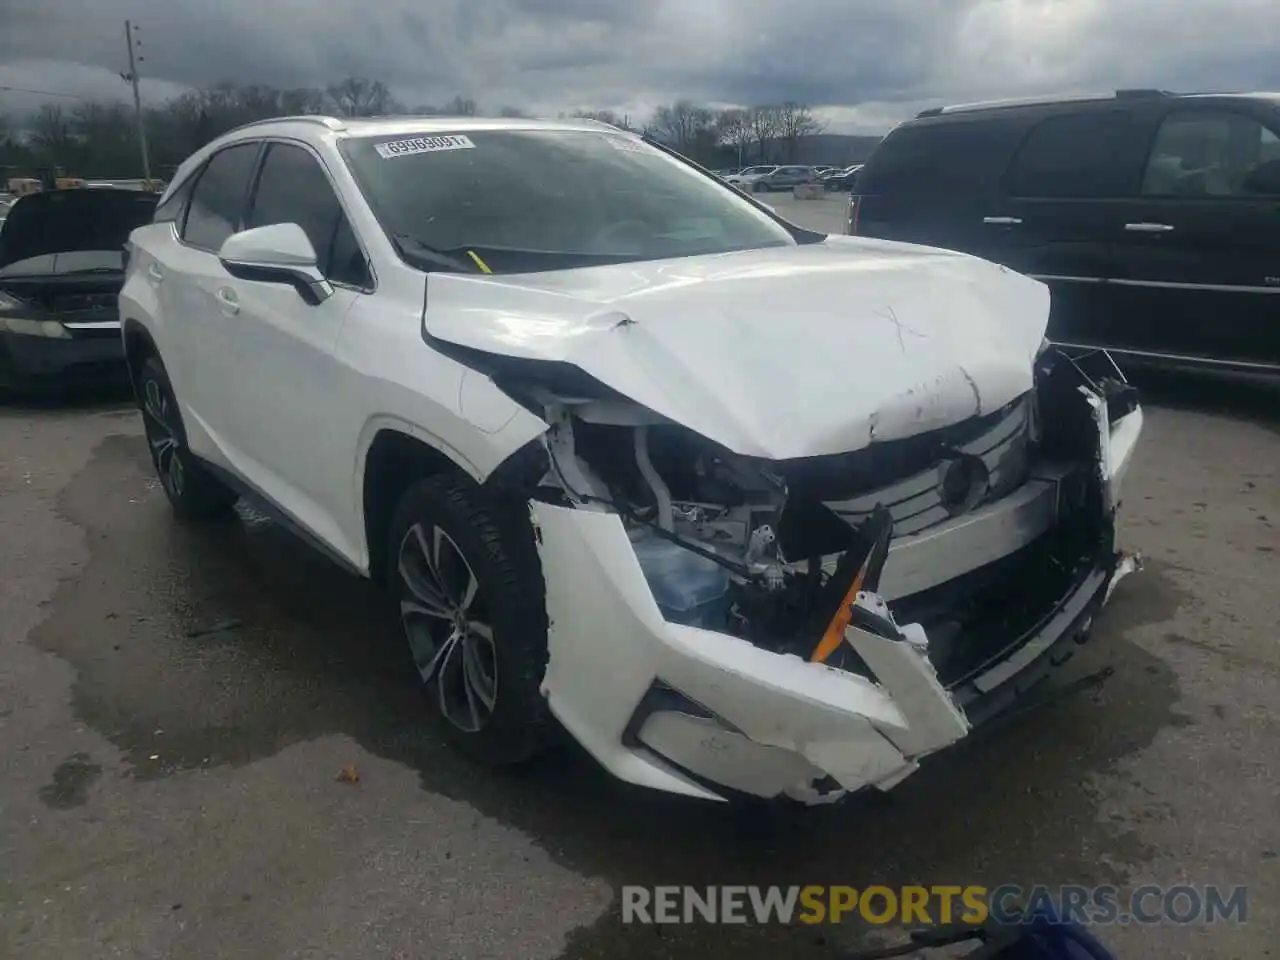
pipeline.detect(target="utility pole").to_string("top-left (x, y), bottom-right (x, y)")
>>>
top-left (121, 20), bottom-right (152, 181)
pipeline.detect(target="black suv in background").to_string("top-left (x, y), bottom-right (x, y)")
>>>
top-left (849, 89), bottom-right (1280, 372)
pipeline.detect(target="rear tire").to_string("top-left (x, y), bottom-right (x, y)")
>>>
top-left (137, 355), bottom-right (238, 521)
top-left (387, 473), bottom-right (555, 766)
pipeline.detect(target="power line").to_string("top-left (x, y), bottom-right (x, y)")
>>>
top-left (0, 84), bottom-right (92, 100)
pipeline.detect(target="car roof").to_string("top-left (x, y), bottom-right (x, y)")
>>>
top-left (914, 89), bottom-right (1280, 120)
top-left (216, 113), bottom-right (629, 143)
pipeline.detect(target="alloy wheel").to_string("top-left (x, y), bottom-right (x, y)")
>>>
top-left (142, 378), bottom-right (185, 498)
top-left (397, 522), bottom-right (498, 733)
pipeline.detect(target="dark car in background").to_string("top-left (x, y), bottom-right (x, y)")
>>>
top-left (849, 89), bottom-right (1280, 372)
top-left (0, 188), bottom-right (157, 393)
top-left (821, 164), bottom-right (863, 191)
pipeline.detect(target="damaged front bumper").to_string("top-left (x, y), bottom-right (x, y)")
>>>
top-left (531, 352), bottom-right (1144, 805)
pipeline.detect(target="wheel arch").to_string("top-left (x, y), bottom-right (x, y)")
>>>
top-left (121, 318), bottom-right (160, 402)
top-left (358, 418), bottom-right (549, 586)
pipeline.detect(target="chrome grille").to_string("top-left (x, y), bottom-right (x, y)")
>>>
top-left (825, 396), bottom-right (1033, 539)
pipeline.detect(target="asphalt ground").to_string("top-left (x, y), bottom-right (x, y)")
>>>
top-left (1, 196), bottom-right (1277, 958)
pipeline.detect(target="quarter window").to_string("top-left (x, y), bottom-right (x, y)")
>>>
top-left (153, 174), bottom-right (196, 225)
top-left (182, 142), bottom-right (260, 250)
top-left (1141, 111), bottom-right (1280, 197)
top-left (1005, 110), bottom-right (1137, 198)
top-left (245, 143), bottom-right (369, 287)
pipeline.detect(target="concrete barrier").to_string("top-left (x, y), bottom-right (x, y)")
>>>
top-left (793, 182), bottom-right (825, 200)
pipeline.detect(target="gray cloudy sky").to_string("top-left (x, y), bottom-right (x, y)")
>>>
top-left (2, 0), bottom-right (1279, 133)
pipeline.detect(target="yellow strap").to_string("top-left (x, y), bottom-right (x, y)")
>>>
top-left (467, 250), bottom-right (493, 274)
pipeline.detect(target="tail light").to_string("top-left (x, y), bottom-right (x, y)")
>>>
top-left (846, 194), bottom-right (862, 235)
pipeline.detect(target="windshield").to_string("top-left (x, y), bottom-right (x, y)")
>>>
top-left (740, 166), bottom-right (777, 176)
top-left (339, 129), bottom-right (795, 273)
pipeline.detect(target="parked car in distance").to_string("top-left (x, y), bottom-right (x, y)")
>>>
top-left (750, 164), bottom-right (818, 192)
top-left (0, 188), bottom-right (157, 392)
top-left (850, 88), bottom-right (1280, 372)
top-left (723, 165), bottom-right (778, 190)
top-left (119, 114), bottom-right (1142, 806)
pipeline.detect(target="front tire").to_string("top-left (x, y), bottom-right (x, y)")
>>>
top-left (137, 355), bottom-right (238, 520)
top-left (387, 474), bottom-right (554, 766)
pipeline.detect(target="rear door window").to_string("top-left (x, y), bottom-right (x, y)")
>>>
top-left (1004, 110), bottom-right (1137, 198)
top-left (182, 142), bottom-right (261, 250)
top-left (1140, 110), bottom-right (1280, 197)
top-left (858, 119), bottom-right (1022, 195)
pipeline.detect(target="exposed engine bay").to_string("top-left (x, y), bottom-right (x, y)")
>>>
top-left (507, 347), bottom-right (1138, 680)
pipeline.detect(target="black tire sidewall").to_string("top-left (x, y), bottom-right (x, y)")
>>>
top-left (387, 474), bottom-right (554, 766)
top-left (138, 356), bottom-right (236, 519)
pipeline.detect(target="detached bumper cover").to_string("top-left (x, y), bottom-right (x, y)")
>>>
top-left (532, 400), bottom-right (1144, 805)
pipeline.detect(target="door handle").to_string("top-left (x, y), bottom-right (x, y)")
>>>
top-left (214, 287), bottom-right (240, 315)
top-left (983, 216), bottom-right (1022, 225)
top-left (147, 263), bottom-right (164, 284)
top-left (1124, 222), bottom-right (1174, 233)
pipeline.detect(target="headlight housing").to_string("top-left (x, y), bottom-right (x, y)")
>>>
top-left (0, 295), bottom-right (70, 340)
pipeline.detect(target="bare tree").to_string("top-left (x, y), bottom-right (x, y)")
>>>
top-left (715, 108), bottom-right (754, 167)
top-left (326, 77), bottom-right (395, 117)
top-left (279, 87), bottom-right (328, 115)
top-left (648, 100), bottom-right (716, 157)
top-left (442, 95), bottom-right (478, 116)
top-left (748, 105), bottom-right (782, 163)
top-left (28, 105), bottom-right (77, 161)
top-left (71, 102), bottom-right (135, 174)
top-left (775, 101), bottom-right (826, 162)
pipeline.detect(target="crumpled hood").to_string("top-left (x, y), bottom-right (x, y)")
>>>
top-left (0, 189), bottom-right (158, 271)
top-left (423, 237), bottom-right (1050, 460)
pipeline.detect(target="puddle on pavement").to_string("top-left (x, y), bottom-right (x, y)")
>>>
top-left (32, 433), bottom-right (1193, 958)
top-left (38, 752), bottom-right (103, 809)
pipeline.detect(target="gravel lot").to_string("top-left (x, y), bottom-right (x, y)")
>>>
top-left (2, 196), bottom-right (1278, 959)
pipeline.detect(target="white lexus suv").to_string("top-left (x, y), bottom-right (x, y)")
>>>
top-left (120, 115), bottom-right (1144, 805)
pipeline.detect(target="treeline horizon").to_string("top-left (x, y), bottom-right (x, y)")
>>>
top-left (0, 75), bottom-right (830, 179)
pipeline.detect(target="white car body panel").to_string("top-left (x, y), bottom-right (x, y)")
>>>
top-left (123, 219), bottom-right (544, 573)
top-left (118, 115), bottom-right (1146, 806)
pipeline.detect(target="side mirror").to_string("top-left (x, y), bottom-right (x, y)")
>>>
top-left (217, 223), bottom-right (333, 305)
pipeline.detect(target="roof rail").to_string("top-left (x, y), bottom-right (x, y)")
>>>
top-left (917, 88), bottom-right (1174, 118)
top-left (222, 115), bottom-right (347, 136)
top-left (566, 116), bottom-right (625, 132)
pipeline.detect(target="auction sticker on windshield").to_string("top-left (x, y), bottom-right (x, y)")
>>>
top-left (374, 135), bottom-right (475, 159)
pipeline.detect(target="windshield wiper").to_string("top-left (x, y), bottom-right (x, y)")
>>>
top-left (391, 234), bottom-right (482, 274)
